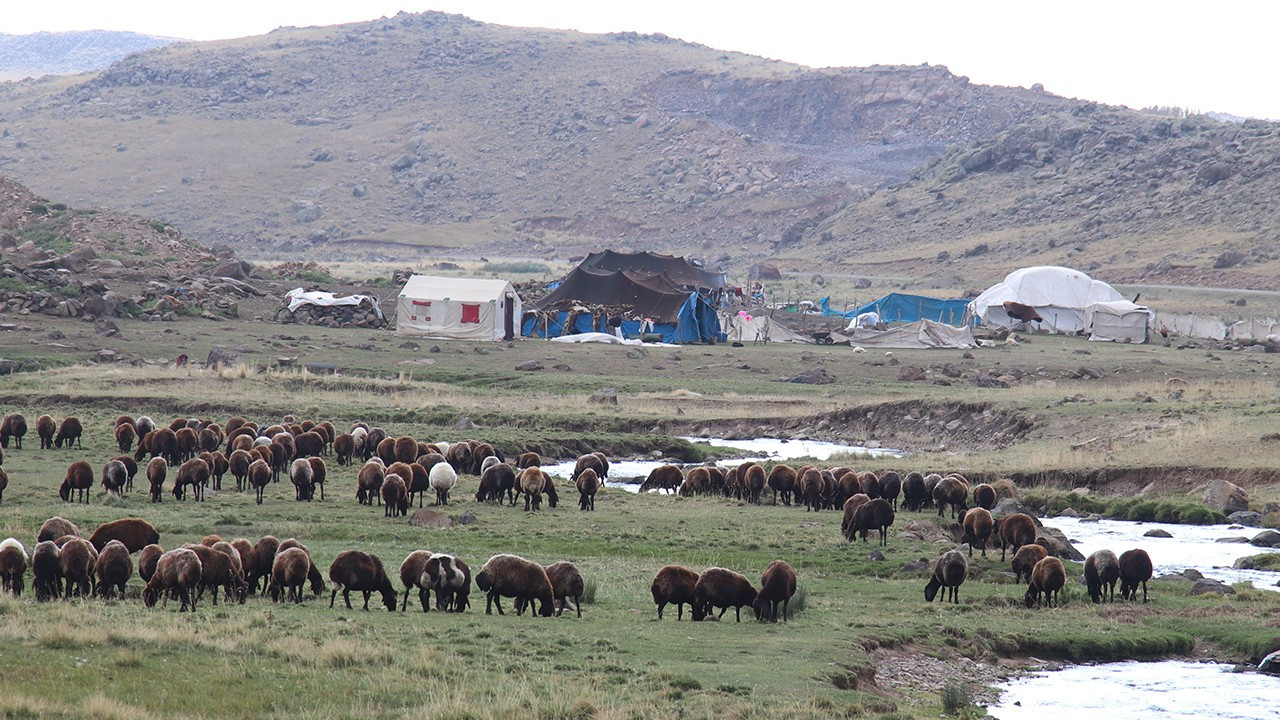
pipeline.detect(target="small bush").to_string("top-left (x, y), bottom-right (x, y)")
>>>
top-left (0, 277), bottom-right (30, 293)
top-left (939, 682), bottom-right (973, 715)
top-left (297, 269), bottom-right (338, 284)
top-left (789, 584), bottom-right (808, 616)
top-left (29, 202), bottom-right (48, 215)
top-left (58, 285), bottom-right (81, 298)
top-left (151, 221), bottom-right (168, 234)
top-left (50, 203), bottom-right (67, 212)
top-left (482, 261), bottom-right (550, 274)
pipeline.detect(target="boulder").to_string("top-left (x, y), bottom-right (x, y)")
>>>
top-left (1202, 479), bottom-right (1249, 514)
top-left (209, 259), bottom-right (253, 281)
top-left (898, 365), bottom-right (926, 382)
top-left (588, 388), bottom-right (618, 405)
top-left (408, 509), bottom-right (452, 528)
top-left (1249, 529), bottom-right (1280, 548)
top-left (1035, 526), bottom-right (1085, 561)
top-left (992, 498), bottom-right (1037, 519)
top-left (900, 560), bottom-right (929, 573)
top-left (1227, 511), bottom-right (1263, 527)
top-left (1260, 650), bottom-right (1280, 674)
top-left (1190, 578), bottom-right (1236, 595)
top-left (456, 511), bottom-right (477, 526)
top-left (866, 550), bottom-right (884, 562)
top-left (206, 347), bottom-right (242, 369)
top-left (453, 416), bottom-right (477, 430)
top-left (788, 367), bottom-right (836, 385)
top-left (515, 360), bottom-right (544, 371)
top-left (1143, 528), bottom-right (1173, 538)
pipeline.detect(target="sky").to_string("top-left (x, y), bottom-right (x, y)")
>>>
top-left (3, 1), bottom-right (1277, 119)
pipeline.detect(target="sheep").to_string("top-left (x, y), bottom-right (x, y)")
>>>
top-left (1119, 548), bottom-right (1153, 603)
top-left (328, 550), bottom-right (397, 611)
top-left (173, 457), bottom-right (210, 501)
top-left (32, 540), bottom-right (61, 601)
top-left (753, 560), bottom-right (798, 623)
top-left (0, 538), bottom-right (28, 597)
top-left (470, 442), bottom-right (497, 475)
top-left (331, 432), bottom-right (355, 467)
top-left (1024, 556), bottom-right (1067, 608)
top-left (924, 550), bottom-right (968, 604)
top-left (168, 417), bottom-right (190, 432)
top-left (922, 472), bottom-right (942, 509)
top-left (444, 441), bottom-right (475, 475)
top-left (576, 468), bottom-right (599, 510)
top-left (101, 459), bottom-right (128, 496)
top-left (850, 498), bottom-right (895, 546)
top-left (840, 493), bottom-right (872, 540)
top-left (517, 451), bottom-right (542, 469)
top-left (228, 450), bottom-right (252, 492)
top-left (174, 427), bottom-right (199, 463)
top-left (995, 513), bottom-right (1038, 561)
top-left (145, 548), bottom-right (202, 611)
top-left (60, 460), bottom-right (93, 503)
top-left (399, 550), bottom-right (434, 613)
top-left (721, 466), bottom-right (740, 499)
top-left (479, 456), bottom-right (501, 478)
top-left (880, 471), bottom-right (902, 510)
top-left (138, 544), bottom-right (164, 584)
top-left (200, 534), bottom-right (224, 547)
top-left (114, 422), bottom-right (136, 454)
top-left (307, 457), bottom-right (326, 500)
top-left (0, 413), bottom-right (27, 449)
top-left (89, 518), bottom-right (160, 553)
top-left (365, 428), bottom-right (388, 461)
top-left (691, 567), bottom-right (758, 622)
top-left (143, 427), bottom-right (178, 465)
top-left (570, 453), bottom-right (603, 482)
top-left (518, 466), bottom-right (546, 511)
top-left (800, 468), bottom-right (824, 512)
top-left (198, 427), bottom-right (220, 455)
top-left (228, 539), bottom-right (256, 587)
top-left (249, 535), bottom-right (280, 595)
top-left (357, 459), bottom-right (385, 506)
top-left (1011, 544), bottom-right (1048, 584)
top-left (477, 462), bottom-right (516, 504)
top-left (639, 464), bottom-right (682, 494)
top-left (289, 431), bottom-right (321, 460)
top-left (248, 459), bottom-right (271, 505)
top-left (429, 461), bottom-right (457, 506)
top-left (971, 483), bottom-right (997, 510)
top-left (475, 554), bottom-right (554, 617)
top-left (423, 554), bottom-right (471, 612)
top-left (36, 414), bottom-right (56, 450)
top-left (741, 463), bottom-right (766, 505)
top-left (651, 565), bottom-right (699, 620)
top-left (933, 475), bottom-right (968, 518)
top-left (901, 471), bottom-right (928, 511)
top-left (545, 561), bottom-right (585, 618)
top-left (268, 441), bottom-right (289, 482)
top-left (289, 458), bottom-right (315, 501)
top-left (177, 544), bottom-right (243, 605)
top-left (706, 466), bottom-right (725, 494)
top-left (113, 454), bottom-right (139, 492)
top-left (1084, 549), bottom-right (1121, 603)
top-left (767, 464), bottom-right (798, 506)
top-left (58, 537), bottom-right (96, 598)
top-left (833, 470), bottom-right (860, 509)
top-left (202, 450), bottom-right (229, 491)
top-left (0, 466), bottom-right (6, 504)
top-left (959, 508), bottom-right (994, 557)
top-left (858, 471), bottom-right (882, 500)
top-left (382, 473), bottom-right (409, 517)
top-left (94, 540), bottom-right (132, 599)
top-left (38, 516), bottom-right (80, 543)
top-left (271, 547), bottom-right (312, 604)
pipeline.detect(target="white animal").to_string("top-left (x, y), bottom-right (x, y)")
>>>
top-left (429, 462), bottom-right (458, 506)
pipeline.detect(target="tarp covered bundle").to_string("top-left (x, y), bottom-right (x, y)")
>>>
top-left (1085, 300), bottom-right (1151, 343)
top-left (844, 319), bottom-right (975, 349)
top-left (855, 293), bottom-right (971, 326)
top-left (969, 266), bottom-right (1124, 334)
top-left (395, 275), bottom-right (521, 341)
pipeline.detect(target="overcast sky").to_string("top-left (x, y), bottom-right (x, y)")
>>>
top-left (4, 1), bottom-right (1276, 119)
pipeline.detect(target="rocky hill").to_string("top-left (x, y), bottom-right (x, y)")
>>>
top-left (0, 11), bottom-right (1074, 262)
top-left (0, 30), bottom-right (175, 79)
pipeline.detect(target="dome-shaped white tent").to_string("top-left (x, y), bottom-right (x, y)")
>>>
top-left (968, 266), bottom-right (1124, 333)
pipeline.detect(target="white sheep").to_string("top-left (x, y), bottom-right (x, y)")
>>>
top-left (429, 462), bottom-right (458, 506)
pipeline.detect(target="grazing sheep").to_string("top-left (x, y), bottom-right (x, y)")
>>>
top-left (89, 518), bottom-right (159, 553)
top-left (145, 548), bottom-right (202, 611)
top-left (753, 560), bottom-right (797, 623)
top-left (517, 451), bottom-right (542, 469)
top-left (399, 550), bottom-right (434, 613)
top-left (542, 471), bottom-right (560, 509)
top-left (576, 468), bottom-right (599, 511)
top-left (767, 464), bottom-right (798, 506)
top-left (0, 466), bottom-right (6, 504)
top-left (479, 456), bottom-right (500, 477)
top-left (174, 458), bottom-right (210, 501)
top-left (570, 453), bottom-right (603, 482)
top-left (832, 470), bottom-right (859, 509)
top-left (357, 460), bottom-right (385, 506)
top-left (971, 483), bottom-right (997, 510)
top-left (211, 542), bottom-right (245, 598)
top-left (268, 442), bottom-right (289, 483)
top-left (32, 540), bottom-right (61, 601)
top-left (1011, 544), bottom-right (1048, 585)
top-left (1084, 549), bottom-right (1121, 603)
top-left (328, 550), bottom-right (397, 611)
top-left (477, 462), bottom-right (516, 504)
top-left (247, 459), bottom-right (271, 505)
top-left (115, 423), bottom-right (137, 454)
top-left (334, 433), bottom-right (356, 467)
top-left (402, 461), bottom-right (429, 507)
top-left (639, 464), bottom-right (683, 494)
top-left (545, 561), bottom-right (585, 617)
top-left (518, 467), bottom-right (546, 511)
top-left (901, 472), bottom-right (928, 511)
top-left (60, 460), bottom-right (93, 503)
top-left (58, 537), bottom-right (96, 598)
top-left (692, 567), bottom-right (758, 622)
top-left (858, 471), bottom-right (882, 500)
top-left (933, 475), bottom-right (968, 518)
top-left (995, 513), bottom-right (1038, 561)
top-left (249, 536), bottom-right (280, 595)
top-left (198, 427), bottom-right (221, 455)
top-left (680, 467), bottom-right (711, 497)
top-left (840, 493), bottom-right (872, 541)
top-left (1025, 556), bottom-right (1067, 608)
top-left (38, 516), bottom-right (80, 543)
top-left (229, 450), bottom-right (251, 492)
top-left (741, 463), bottom-right (766, 505)
top-left (289, 458), bottom-right (315, 501)
top-left (293, 431), bottom-right (324, 460)
top-left (880, 471), bottom-right (902, 511)
top-left (959, 508), bottom-right (994, 557)
top-left (179, 544), bottom-right (244, 605)
top-left (1, 413), bottom-right (28, 449)
top-left (475, 554), bottom-right (553, 617)
top-left (36, 414), bottom-right (56, 450)
top-left (384, 435), bottom-right (412, 465)
top-left (138, 544), bottom-right (164, 584)
top-left (429, 462), bottom-right (457, 506)
top-left (174, 427), bottom-right (199, 463)
top-left (924, 550), bottom-right (968, 604)
top-left (721, 466), bottom-right (740, 499)
top-left (201, 451), bottom-right (228, 491)
top-left (1119, 549), bottom-right (1153, 603)
top-left (651, 565), bottom-right (699, 620)
top-left (94, 540), bottom-right (132, 599)
top-left (145, 428), bottom-right (179, 465)
top-left (113, 455), bottom-right (139, 492)
top-left (101, 459), bottom-right (128, 496)
top-left (444, 441), bottom-right (473, 475)
top-left (365, 428), bottom-right (388, 461)
top-left (922, 473), bottom-right (943, 509)
top-left (851, 498), bottom-right (895, 546)
top-left (382, 473), bottom-right (408, 517)
top-left (228, 539), bottom-right (256, 587)
top-left (307, 457), bottom-right (326, 500)
top-left (270, 547), bottom-right (312, 604)
top-left (423, 554), bottom-right (471, 612)
top-left (0, 538), bottom-right (28, 597)
top-left (800, 468), bottom-right (824, 512)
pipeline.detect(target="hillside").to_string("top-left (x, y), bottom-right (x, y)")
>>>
top-left (0, 30), bottom-right (175, 79)
top-left (0, 11), bottom-right (1074, 262)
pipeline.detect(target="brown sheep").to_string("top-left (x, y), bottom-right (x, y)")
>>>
top-left (94, 540), bottom-right (132, 599)
top-left (545, 561), bottom-right (585, 618)
top-left (922, 473), bottom-right (943, 509)
top-left (924, 550), bottom-right (967, 604)
top-left (1119, 548), bottom-right (1153, 603)
top-left (200, 534), bottom-right (224, 547)
top-left (721, 466), bottom-right (740, 499)
top-left (705, 466), bottom-right (725, 494)
top-left (475, 554), bottom-right (555, 617)
top-left (995, 513), bottom-right (1038, 561)
top-left (570, 453), bottom-right (603, 482)
top-left (202, 450), bottom-right (229, 491)
top-left (639, 464), bottom-right (683, 494)
top-left (933, 475), bottom-right (968, 518)
top-left (289, 458), bottom-right (315, 502)
top-left (753, 560), bottom-right (798, 623)
top-left (101, 459), bottom-right (128, 496)
top-left (591, 452), bottom-right (610, 480)
top-left (145, 547), bottom-right (202, 611)
top-left (228, 539), bottom-right (256, 587)
top-left (294, 431), bottom-right (325, 459)
top-left (469, 443), bottom-right (497, 475)
top-left (382, 473), bottom-right (408, 517)
top-left (198, 427), bottom-right (220, 455)
top-left (115, 423), bottom-right (137, 454)
top-left (517, 451), bottom-right (542, 469)
top-left (32, 540), bottom-right (61, 601)
top-left (851, 498), bottom-right (895, 546)
top-left (38, 516), bottom-right (80, 543)
top-left (518, 466), bottom-right (546, 511)
top-left (650, 565), bottom-right (699, 620)
top-left (328, 550), bottom-right (397, 611)
top-left (692, 567), bottom-right (758, 622)
top-left (742, 463), bottom-right (766, 505)
top-left (399, 550), bottom-right (434, 613)
top-left (576, 468), bottom-right (599, 511)
top-left (1, 413), bottom-right (28, 449)
top-left (901, 471), bottom-right (928, 511)
top-left (0, 538), bottom-right (28, 597)
top-left (229, 449), bottom-right (251, 492)
top-left (268, 441), bottom-right (289, 483)
top-left (959, 508), bottom-right (994, 557)
top-left (363, 427), bottom-right (386, 461)
top-left (248, 459), bottom-right (271, 505)
top-left (89, 518), bottom-right (160, 553)
top-left (173, 457), bottom-right (210, 501)
top-left (37, 414), bottom-right (56, 450)
top-left (270, 547), bottom-right (311, 604)
top-left (800, 468), bottom-right (824, 512)
top-left (0, 466), bottom-right (6, 504)
top-left (334, 433), bottom-right (356, 467)
top-left (59, 537), bottom-right (96, 598)
top-left (113, 455), bottom-right (139, 492)
top-left (423, 554), bottom-right (471, 612)
top-left (174, 427), bottom-right (198, 462)
top-left (357, 459), bottom-right (385, 506)
top-left (1025, 556), bottom-right (1066, 608)
top-left (307, 457), bottom-right (326, 500)
top-left (146, 457), bottom-right (168, 503)
top-left (880, 471), bottom-right (903, 510)
top-left (477, 462), bottom-right (516, 504)
top-left (446, 440), bottom-right (474, 473)
top-left (138, 543), bottom-right (164, 584)
top-left (835, 471), bottom-right (861, 509)
top-left (182, 544), bottom-right (245, 605)
top-left (168, 417), bottom-right (189, 432)
top-left (1011, 544), bottom-right (1048, 584)
top-left (840, 493), bottom-right (871, 540)
top-left (1085, 549), bottom-right (1121, 603)
top-left (60, 460), bottom-right (93, 503)
top-left (249, 535), bottom-right (280, 595)
top-left (858, 471), bottom-right (882, 500)
top-left (972, 483), bottom-right (997, 510)
top-left (767, 464), bottom-right (798, 506)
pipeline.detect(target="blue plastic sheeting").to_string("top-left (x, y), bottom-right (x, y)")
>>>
top-left (522, 292), bottom-right (720, 343)
top-left (819, 293), bottom-right (972, 326)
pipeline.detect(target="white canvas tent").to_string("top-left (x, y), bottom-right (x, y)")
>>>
top-left (969, 266), bottom-right (1124, 334)
top-left (1086, 301), bottom-right (1151, 343)
top-left (395, 275), bottom-right (522, 341)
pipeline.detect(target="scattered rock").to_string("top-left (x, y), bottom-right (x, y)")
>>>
top-left (515, 360), bottom-right (544, 371)
top-left (1215, 537), bottom-right (1250, 544)
top-left (866, 550), bottom-right (885, 562)
top-left (625, 347), bottom-right (649, 359)
top-left (408, 509), bottom-right (452, 528)
top-left (1260, 650), bottom-right (1280, 674)
top-left (453, 416), bottom-right (477, 430)
top-left (992, 498), bottom-right (1036, 518)
top-left (900, 560), bottom-right (929, 573)
top-left (1036, 526), bottom-right (1085, 561)
top-left (786, 366), bottom-right (836, 385)
top-left (399, 341), bottom-right (420, 350)
top-left (588, 388), bottom-right (618, 405)
top-left (1227, 511), bottom-right (1263, 527)
top-left (1143, 529), bottom-right (1173, 538)
top-left (206, 347), bottom-right (242, 369)
top-left (456, 511), bottom-right (477, 526)
top-left (1249, 529), bottom-right (1280, 548)
top-left (898, 365), bottom-right (926, 382)
top-left (1190, 578), bottom-right (1236, 595)
top-left (1201, 479), bottom-right (1249, 514)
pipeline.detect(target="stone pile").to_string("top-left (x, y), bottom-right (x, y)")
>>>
top-left (276, 296), bottom-right (386, 329)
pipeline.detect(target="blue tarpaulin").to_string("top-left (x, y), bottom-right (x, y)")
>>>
top-left (522, 292), bottom-right (720, 344)
top-left (820, 293), bottom-right (971, 326)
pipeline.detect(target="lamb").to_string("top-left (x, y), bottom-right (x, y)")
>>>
top-left (145, 457), bottom-right (168, 503)
top-left (307, 457), bottom-right (326, 500)
top-left (959, 508), bottom-right (994, 557)
top-left (901, 471), bottom-right (928, 511)
top-left (545, 561), bottom-right (585, 618)
top-left (475, 554), bottom-right (555, 617)
top-left (1011, 544), bottom-right (1048, 584)
top-left (381, 473), bottom-right (409, 517)
top-left (933, 475), bottom-right (968, 518)
top-left (971, 483), bottom-right (997, 510)
top-left (89, 518), bottom-right (160, 553)
top-left (248, 459), bottom-right (271, 504)
top-left (328, 550), bottom-right (397, 611)
top-left (423, 554), bottom-right (471, 612)
top-left (800, 468), bottom-right (824, 512)
top-left (924, 550), bottom-right (968, 604)
top-left (36, 414), bottom-right (56, 449)
top-left (1024, 556), bottom-right (1067, 608)
top-left (850, 498), bottom-right (895, 546)
top-left (741, 463), bottom-right (766, 505)
top-left (399, 550), bottom-right (434, 612)
top-left (138, 544), bottom-right (164, 584)
top-left (0, 413), bottom-right (28, 449)
top-left (249, 535), bottom-right (280, 595)
top-left (0, 538), bottom-right (28, 597)
top-left (477, 462), bottom-right (516, 504)
top-left (38, 516), bottom-right (80, 543)
top-left (356, 459), bottom-right (385, 506)
top-left (639, 464), bottom-right (683, 494)
top-left (880, 471), bottom-right (902, 510)
top-left (1084, 549), bottom-right (1121, 603)
top-left (840, 493), bottom-right (872, 541)
top-left (576, 468), bottom-right (599, 510)
top-left (115, 423), bottom-right (136, 454)
top-left (650, 565), bottom-right (699, 620)
top-left (692, 567), bottom-right (758, 622)
top-left (58, 537), bottom-right (96, 598)
top-left (270, 547), bottom-right (312, 604)
top-left (767, 464), bottom-right (798, 506)
top-left (173, 457), bottom-right (210, 501)
top-left (429, 461), bottom-right (457, 506)
top-left (995, 513), bottom-right (1038, 561)
top-left (144, 547), bottom-right (202, 611)
top-left (60, 460), bottom-right (93, 503)
top-left (101, 459), bottom-right (128, 496)
top-left (753, 560), bottom-right (797, 623)
top-left (1119, 548), bottom-right (1153, 603)
top-left (518, 466), bottom-right (546, 511)
top-left (94, 540), bottom-right (132, 599)
top-left (289, 458), bottom-right (315, 501)
top-left (32, 540), bottom-right (61, 601)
